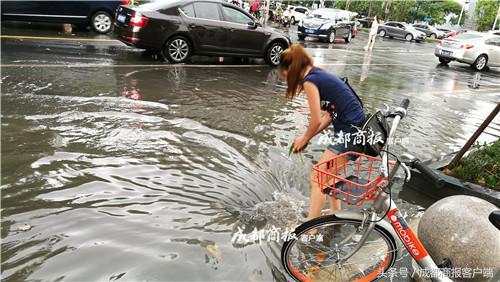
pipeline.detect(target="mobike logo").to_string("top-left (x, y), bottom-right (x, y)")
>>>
top-left (394, 220), bottom-right (419, 257)
top-left (388, 209), bottom-right (428, 260)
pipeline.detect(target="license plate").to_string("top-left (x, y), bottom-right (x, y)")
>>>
top-left (117, 14), bottom-right (126, 23)
top-left (305, 28), bottom-right (315, 34)
top-left (441, 50), bottom-right (452, 56)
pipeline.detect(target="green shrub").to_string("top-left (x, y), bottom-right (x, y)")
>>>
top-left (451, 139), bottom-right (500, 190)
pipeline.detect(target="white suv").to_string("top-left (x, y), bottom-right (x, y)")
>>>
top-left (290, 6), bottom-right (310, 25)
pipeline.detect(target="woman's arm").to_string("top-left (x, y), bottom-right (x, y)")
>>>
top-left (303, 81), bottom-right (322, 141)
top-left (314, 113), bottom-right (332, 135)
top-left (292, 81), bottom-right (323, 152)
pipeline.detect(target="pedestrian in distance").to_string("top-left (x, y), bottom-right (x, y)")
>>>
top-left (364, 16), bottom-right (380, 51)
top-left (282, 7), bottom-right (291, 28)
top-left (275, 3), bottom-right (283, 23)
top-left (278, 44), bottom-right (366, 220)
top-left (250, 0), bottom-right (260, 19)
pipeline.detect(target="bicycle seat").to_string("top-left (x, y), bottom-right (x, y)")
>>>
top-left (488, 210), bottom-right (500, 231)
top-left (325, 175), bottom-right (369, 205)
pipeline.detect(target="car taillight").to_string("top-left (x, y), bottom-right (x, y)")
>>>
top-left (460, 44), bottom-right (474, 49)
top-left (130, 13), bottom-right (149, 28)
top-left (121, 0), bottom-right (129, 4)
top-left (437, 40), bottom-right (442, 45)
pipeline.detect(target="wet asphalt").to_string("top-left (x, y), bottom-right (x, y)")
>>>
top-left (1, 20), bottom-right (500, 282)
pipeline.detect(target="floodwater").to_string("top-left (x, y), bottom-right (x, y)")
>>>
top-left (1, 24), bottom-right (500, 281)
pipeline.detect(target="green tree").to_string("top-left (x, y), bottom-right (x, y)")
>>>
top-left (475, 0), bottom-right (500, 31)
top-left (414, 0), bottom-right (462, 24)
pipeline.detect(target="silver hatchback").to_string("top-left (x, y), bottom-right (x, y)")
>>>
top-left (378, 21), bottom-right (426, 42)
top-left (435, 32), bottom-right (500, 71)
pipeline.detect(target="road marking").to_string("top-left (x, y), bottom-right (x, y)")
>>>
top-left (0, 63), bottom-right (408, 68)
top-left (1, 35), bottom-right (117, 42)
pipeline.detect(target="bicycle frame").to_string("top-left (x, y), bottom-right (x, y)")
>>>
top-left (343, 106), bottom-right (453, 282)
top-left (291, 101), bottom-right (453, 281)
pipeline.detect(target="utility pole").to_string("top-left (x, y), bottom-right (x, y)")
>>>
top-left (384, 0), bottom-right (392, 21)
top-left (264, 0), bottom-right (270, 24)
top-left (457, 0), bottom-right (466, 28)
top-left (493, 6), bottom-right (500, 30)
top-left (346, 0), bottom-right (351, 11)
top-left (368, 0), bottom-right (373, 17)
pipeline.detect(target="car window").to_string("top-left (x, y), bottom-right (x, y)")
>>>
top-left (296, 8), bottom-right (305, 14)
top-left (311, 9), bottom-right (336, 20)
top-left (222, 6), bottom-right (252, 25)
top-left (386, 22), bottom-right (395, 27)
top-left (486, 37), bottom-right (500, 46)
top-left (140, 1), bottom-right (175, 11)
top-left (193, 2), bottom-right (220, 21)
top-left (180, 4), bottom-right (195, 17)
top-left (454, 34), bottom-right (483, 40)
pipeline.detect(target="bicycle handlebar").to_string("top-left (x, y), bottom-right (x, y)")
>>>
top-left (413, 160), bottom-right (445, 188)
top-left (400, 98), bottom-right (410, 110)
top-left (380, 99), bottom-right (409, 178)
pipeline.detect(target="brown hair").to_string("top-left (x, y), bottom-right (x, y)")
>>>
top-left (279, 44), bottom-right (313, 100)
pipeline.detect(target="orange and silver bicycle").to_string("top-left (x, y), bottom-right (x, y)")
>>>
top-left (281, 99), bottom-right (453, 282)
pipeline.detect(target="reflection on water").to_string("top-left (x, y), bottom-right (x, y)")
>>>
top-left (1, 59), bottom-right (499, 281)
top-left (360, 52), bottom-right (373, 83)
top-left (468, 72), bottom-right (481, 89)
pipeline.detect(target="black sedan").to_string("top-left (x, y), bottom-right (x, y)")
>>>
top-left (297, 8), bottom-right (354, 44)
top-left (1, 0), bottom-right (125, 33)
top-left (114, 0), bottom-right (291, 65)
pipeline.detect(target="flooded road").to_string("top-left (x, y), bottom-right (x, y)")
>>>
top-left (1, 22), bottom-right (500, 281)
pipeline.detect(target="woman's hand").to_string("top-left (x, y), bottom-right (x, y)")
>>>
top-left (292, 135), bottom-right (309, 153)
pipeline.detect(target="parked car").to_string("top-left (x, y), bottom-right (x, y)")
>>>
top-left (0, 0), bottom-right (126, 33)
top-left (488, 30), bottom-right (500, 36)
top-left (114, 0), bottom-right (291, 66)
top-left (357, 17), bottom-right (374, 28)
top-left (412, 24), bottom-right (446, 39)
top-left (378, 21), bottom-right (426, 42)
top-left (297, 8), bottom-right (355, 43)
top-left (349, 20), bottom-right (358, 38)
top-left (437, 28), bottom-right (456, 38)
top-left (435, 32), bottom-right (500, 71)
top-left (289, 6), bottom-right (309, 25)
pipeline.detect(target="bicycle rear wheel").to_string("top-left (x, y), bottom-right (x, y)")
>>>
top-left (281, 215), bottom-right (397, 281)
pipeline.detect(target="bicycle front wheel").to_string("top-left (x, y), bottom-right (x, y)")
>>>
top-left (281, 215), bottom-right (397, 282)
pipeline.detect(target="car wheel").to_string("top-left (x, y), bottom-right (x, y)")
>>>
top-left (379, 29), bottom-right (386, 37)
top-left (290, 16), bottom-right (296, 25)
top-left (405, 33), bottom-right (413, 41)
top-left (265, 42), bottom-right (285, 66)
top-left (439, 58), bottom-right (451, 64)
top-left (430, 33), bottom-right (436, 39)
top-left (298, 35), bottom-right (306, 40)
top-left (163, 36), bottom-right (191, 64)
top-left (472, 54), bottom-right (488, 71)
top-left (344, 31), bottom-right (352, 43)
top-left (327, 30), bottom-right (336, 43)
top-left (91, 11), bottom-right (113, 34)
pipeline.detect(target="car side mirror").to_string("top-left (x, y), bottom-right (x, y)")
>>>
top-left (247, 21), bottom-right (258, 29)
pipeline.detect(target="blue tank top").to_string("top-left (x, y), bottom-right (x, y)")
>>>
top-left (303, 67), bottom-right (365, 133)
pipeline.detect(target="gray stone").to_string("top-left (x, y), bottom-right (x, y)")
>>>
top-left (418, 195), bottom-right (500, 282)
